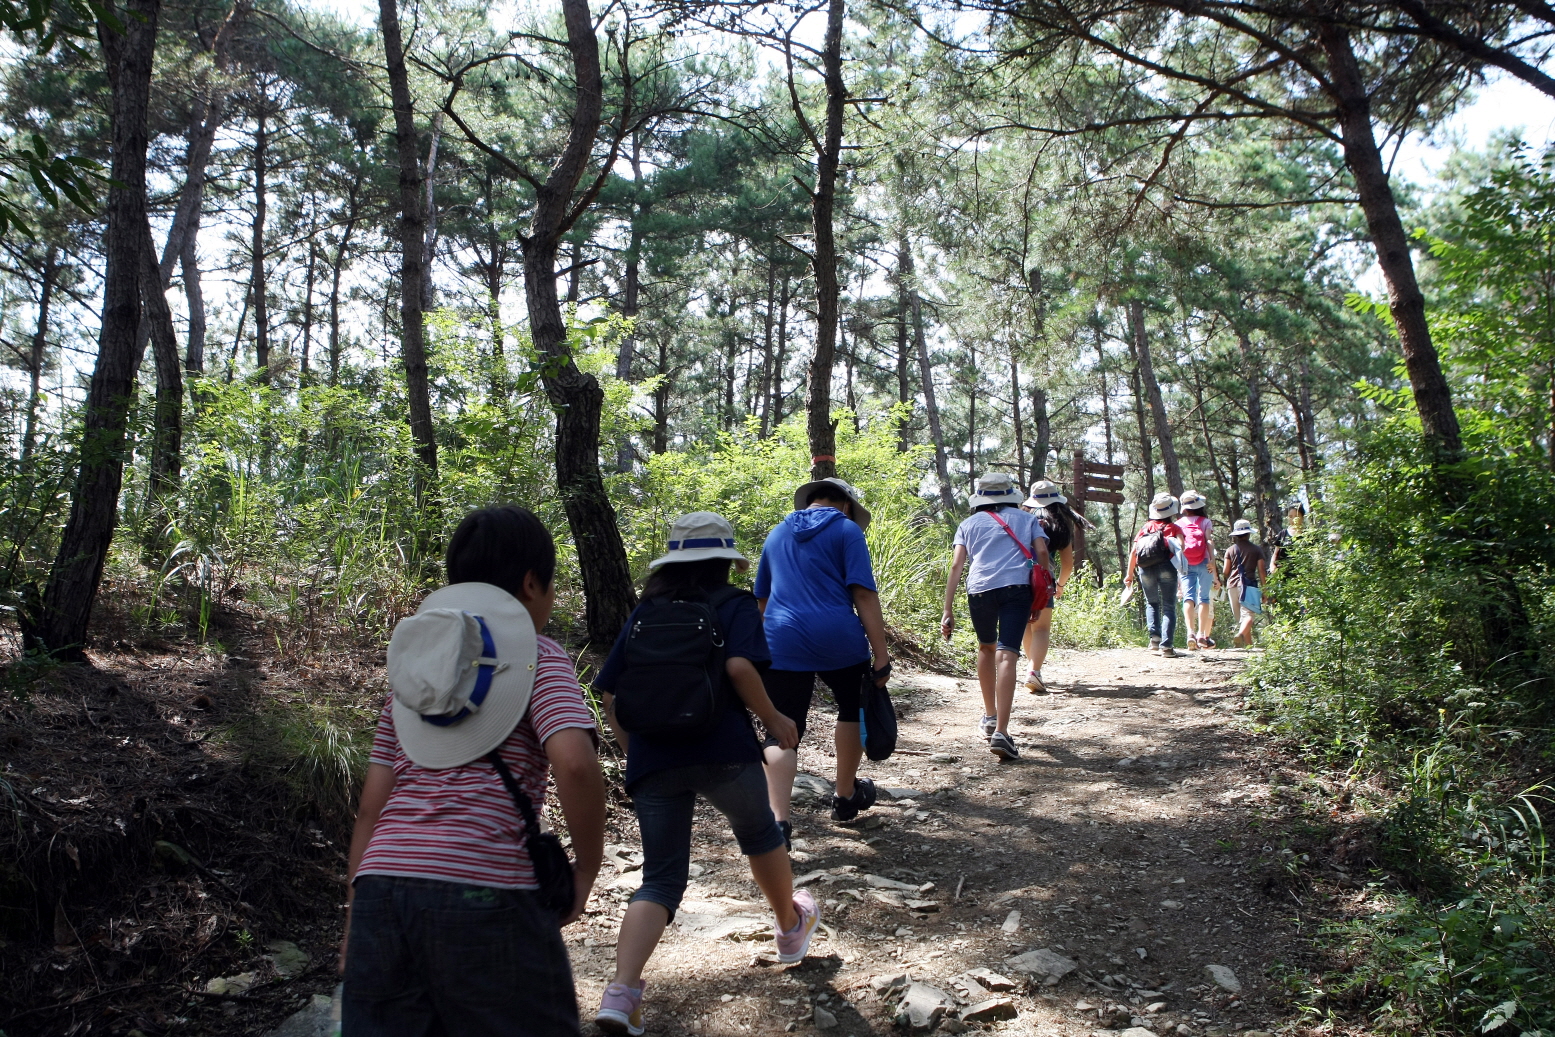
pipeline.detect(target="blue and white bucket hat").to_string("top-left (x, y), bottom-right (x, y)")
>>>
top-left (1024, 479), bottom-right (1067, 507)
top-left (648, 511), bottom-right (749, 570)
top-left (968, 472), bottom-right (1024, 508)
top-left (387, 582), bottom-right (538, 769)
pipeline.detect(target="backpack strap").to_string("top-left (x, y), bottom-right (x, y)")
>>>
top-left (986, 510), bottom-right (1034, 564)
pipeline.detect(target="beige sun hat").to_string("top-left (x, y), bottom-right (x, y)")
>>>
top-left (792, 477), bottom-right (872, 531)
top-left (1231, 518), bottom-right (1256, 536)
top-left (1148, 493), bottom-right (1180, 520)
top-left (968, 473), bottom-right (1024, 509)
top-left (648, 511), bottom-right (749, 570)
top-left (1024, 479), bottom-right (1067, 507)
top-left (1179, 490), bottom-right (1208, 511)
top-left (387, 582), bottom-right (538, 770)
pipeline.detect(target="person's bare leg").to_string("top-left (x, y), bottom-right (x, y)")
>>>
top-left (1198, 601), bottom-right (1215, 643)
top-left (612, 900), bottom-right (671, 989)
top-left (762, 745), bottom-right (798, 823)
top-left (834, 721), bottom-right (862, 800)
top-left (1182, 599), bottom-right (1199, 644)
top-left (977, 644), bottom-right (997, 717)
top-left (994, 649), bottom-right (1018, 734)
top-left (748, 845), bottom-right (800, 932)
top-left (1028, 612), bottom-right (1053, 674)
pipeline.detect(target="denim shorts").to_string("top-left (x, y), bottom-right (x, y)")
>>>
top-left (343, 875), bottom-right (580, 1036)
top-left (630, 762), bottom-right (784, 920)
top-left (967, 583), bottom-right (1034, 653)
top-left (1181, 561), bottom-right (1212, 603)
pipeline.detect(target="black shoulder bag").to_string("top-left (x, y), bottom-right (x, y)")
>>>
top-left (486, 750), bottom-right (576, 919)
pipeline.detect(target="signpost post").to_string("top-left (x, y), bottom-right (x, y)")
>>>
top-left (1071, 451), bottom-right (1124, 568)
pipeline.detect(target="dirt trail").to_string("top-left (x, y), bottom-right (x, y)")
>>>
top-left (569, 646), bottom-right (1328, 1037)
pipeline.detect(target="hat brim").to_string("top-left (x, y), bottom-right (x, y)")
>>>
top-left (392, 582), bottom-right (538, 770)
top-left (793, 481), bottom-right (872, 532)
top-left (1023, 494), bottom-right (1067, 507)
top-left (1149, 507), bottom-right (1174, 519)
top-left (969, 491), bottom-right (1023, 508)
top-left (647, 548), bottom-right (750, 570)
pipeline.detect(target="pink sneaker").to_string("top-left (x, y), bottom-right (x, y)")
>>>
top-left (596, 981), bottom-right (645, 1036)
top-left (775, 888), bottom-right (821, 963)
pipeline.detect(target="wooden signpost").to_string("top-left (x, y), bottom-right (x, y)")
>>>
top-left (1070, 451), bottom-right (1125, 568)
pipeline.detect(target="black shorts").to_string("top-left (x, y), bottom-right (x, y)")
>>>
top-left (760, 661), bottom-right (871, 745)
top-left (967, 583), bottom-right (1034, 653)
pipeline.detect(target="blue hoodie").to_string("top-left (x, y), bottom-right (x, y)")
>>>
top-left (753, 507), bottom-right (877, 671)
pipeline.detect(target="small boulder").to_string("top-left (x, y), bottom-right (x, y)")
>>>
top-left (263, 940), bottom-right (309, 979)
top-left (964, 968), bottom-right (1016, 991)
top-left (959, 997), bottom-right (1017, 1023)
top-left (871, 972), bottom-right (911, 995)
top-left (812, 1005), bottom-right (838, 1030)
top-left (897, 982), bottom-right (952, 1031)
top-left (1118, 1029), bottom-right (1160, 1037)
top-left (1204, 964), bottom-right (1241, 994)
top-left (1006, 947), bottom-right (1077, 982)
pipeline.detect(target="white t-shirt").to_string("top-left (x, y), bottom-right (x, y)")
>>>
top-left (954, 507), bottom-right (1047, 595)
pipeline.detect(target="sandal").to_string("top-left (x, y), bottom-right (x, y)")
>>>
top-left (830, 777), bottom-right (878, 822)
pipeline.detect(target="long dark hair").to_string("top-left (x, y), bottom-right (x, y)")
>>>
top-left (641, 557), bottom-right (733, 600)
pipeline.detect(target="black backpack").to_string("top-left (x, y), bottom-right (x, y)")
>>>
top-left (612, 585), bottom-right (746, 740)
top-left (1135, 525), bottom-right (1174, 568)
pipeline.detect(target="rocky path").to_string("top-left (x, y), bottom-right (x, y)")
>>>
top-left (564, 646), bottom-right (1324, 1037)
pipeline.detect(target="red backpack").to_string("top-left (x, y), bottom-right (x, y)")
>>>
top-left (1178, 516), bottom-right (1209, 566)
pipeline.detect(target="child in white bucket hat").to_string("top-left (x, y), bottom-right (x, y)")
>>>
top-left (1174, 490), bottom-right (1220, 649)
top-left (342, 506), bottom-right (606, 1037)
top-left (592, 512), bottom-right (818, 1034)
top-left (1019, 479), bottom-right (1090, 693)
top-left (1222, 517), bottom-right (1268, 647)
top-left (942, 473), bottom-right (1051, 760)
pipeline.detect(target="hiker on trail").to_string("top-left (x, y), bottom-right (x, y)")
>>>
top-left (1174, 490), bottom-right (1220, 650)
top-left (1268, 500), bottom-right (1305, 577)
top-left (592, 512), bottom-right (818, 1036)
top-left (1124, 493), bottom-right (1186, 657)
top-left (1020, 479), bottom-right (1086, 693)
top-left (941, 473), bottom-right (1051, 760)
top-left (342, 506), bottom-right (607, 1037)
top-left (1222, 517), bottom-right (1269, 647)
top-left (754, 477), bottom-right (891, 839)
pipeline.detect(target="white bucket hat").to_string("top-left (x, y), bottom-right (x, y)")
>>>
top-left (969, 473), bottom-right (1023, 508)
top-left (1179, 490), bottom-right (1207, 511)
top-left (793, 477), bottom-right (872, 532)
top-left (387, 582), bottom-right (538, 770)
top-left (1148, 493), bottom-right (1180, 520)
top-left (1231, 518), bottom-right (1256, 536)
top-left (1024, 479), bottom-right (1067, 507)
top-left (648, 511), bottom-right (749, 570)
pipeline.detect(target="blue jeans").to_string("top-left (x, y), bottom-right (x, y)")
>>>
top-left (967, 583), bottom-right (1034, 652)
top-left (1181, 561), bottom-right (1212, 603)
top-left (1138, 563), bottom-right (1179, 648)
top-left (630, 762), bottom-right (785, 920)
top-left (343, 875), bottom-right (579, 1037)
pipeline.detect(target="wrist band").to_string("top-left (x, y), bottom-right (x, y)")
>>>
top-left (873, 661), bottom-right (893, 680)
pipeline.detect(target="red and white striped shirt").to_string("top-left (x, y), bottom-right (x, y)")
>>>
top-left (358, 635), bottom-right (597, 889)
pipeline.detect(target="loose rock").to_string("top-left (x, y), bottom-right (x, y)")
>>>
top-left (1006, 947), bottom-right (1077, 981)
top-left (812, 1005), bottom-right (838, 1030)
top-left (897, 982), bottom-right (953, 1031)
top-left (964, 968), bottom-right (1016, 992)
top-left (871, 972), bottom-right (911, 995)
top-left (959, 997), bottom-right (1018, 1023)
top-left (1000, 909), bottom-right (1021, 933)
top-left (1204, 964), bottom-right (1242, 994)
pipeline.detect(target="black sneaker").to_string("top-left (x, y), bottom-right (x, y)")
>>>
top-left (779, 819), bottom-right (792, 851)
top-left (989, 732), bottom-right (1019, 760)
top-left (830, 777), bottom-right (878, 822)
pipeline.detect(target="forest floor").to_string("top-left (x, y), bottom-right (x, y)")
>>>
top-left (0, 625), bottom-right (1383, 1037)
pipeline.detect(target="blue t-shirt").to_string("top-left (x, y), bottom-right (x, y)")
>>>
top-left (753, 508), bottom-right (876, 671)
top-left (954, 506), bottom-right (1048, 595)
top-left (593, 590), bottom-right (767, 789)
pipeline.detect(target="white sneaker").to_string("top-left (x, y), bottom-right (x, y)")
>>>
top-left (1024, 670), bottom-right (1048, 694)
top-left (978, 715), bottom-right (997, 741)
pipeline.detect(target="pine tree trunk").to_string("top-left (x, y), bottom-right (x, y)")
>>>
top-left (301, 238), bottom-right (317, 380)
top-left (760, 258), bottom-right (777, 439)
top-left (182, 227), bottom-right (205, 381)
top-left (519, 0), bottom-right (634, 646)
top-left (250, 110), bottom-right (269, 379)
top-left (421, 111), bottom-right (444, 314)
top-left (654, 337), bottom-right (670, 454)
top-left (894, 247), bottom-right (911, 451)
top-left (1237, 328), bottom-right (1277, 537)
top-left (1129, 350), bottom-right (1156, 501)
top-left (141, 220), bottom-right (182, 522)
top-left (1319, 22), bottom-right (1461, 463)
top-left (614, 220), bottom-right (642, 470)
top-left (379, 0), bottom-right (438, 489)
top-left (1129, 298), bottom-right (1181, 496)
top-left (906, 248), bottom-right (954, 511)
top-left (1031, 384), bottom-right (1049, 481)
top-left (1009, 358), bottom-right (1024, 488)
top-left (28, 0), bottom-right (160, 659)
top-left (328, 193), bottom-right (360, 386)
top-left (804, 0), bottom-right (846, 481)
top-left (20, 246), bottom-right (56, 463)
top-left (1191, 370), bottom-right (1234, 517)
top-left (771, 274), bottom-right (790, 428)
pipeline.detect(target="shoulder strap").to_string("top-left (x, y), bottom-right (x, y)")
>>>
top-left (487, 749), bottom-right (543, 843)
top-left (986, 510), bottom-right (1034, 562)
